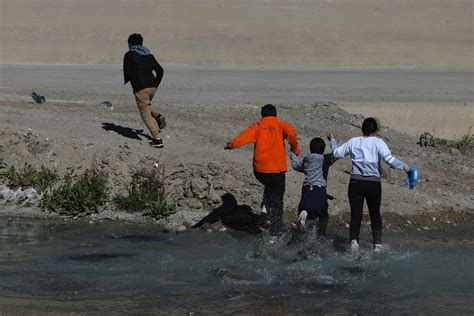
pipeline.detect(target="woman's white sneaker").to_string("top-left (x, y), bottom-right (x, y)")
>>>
top-left (351, 239), bottom-right (360, 258)
top-left (374, 244), bottom-right (384, 252)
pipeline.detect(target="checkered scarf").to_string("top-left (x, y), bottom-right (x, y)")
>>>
top-left (129, 45), bottom-right (150, 56)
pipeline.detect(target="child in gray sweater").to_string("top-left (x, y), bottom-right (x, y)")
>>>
top-left (290, 137), bottom-right (338, 235)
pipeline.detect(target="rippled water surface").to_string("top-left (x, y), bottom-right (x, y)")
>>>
top-left (0, 219), bottom-right (473, 314)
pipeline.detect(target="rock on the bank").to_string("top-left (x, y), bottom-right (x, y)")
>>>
top-left (0, 185), bottom-right (42, 207)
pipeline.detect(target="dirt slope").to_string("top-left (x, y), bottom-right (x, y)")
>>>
top-left (1, 97), bottom-right (473, 230)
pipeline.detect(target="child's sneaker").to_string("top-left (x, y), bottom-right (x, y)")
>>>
top-left (297, 210), bottom-right (308, 231)
top-left (374, 244), bottom-right (384, 252)
top-left (150, 138), bottom-right (164, 148)
top-left (351, 239), bottom-right (360, 258)
top-left (155, 114), bottom-right (167, 130)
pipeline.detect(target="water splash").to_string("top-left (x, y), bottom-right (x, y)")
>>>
top-left (0, 219), bottom-right (472, 314)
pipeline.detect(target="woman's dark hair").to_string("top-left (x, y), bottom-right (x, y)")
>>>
top-left (362, 117), bottom-right (379, 135)
top-left (310, 138), bottom-right (326, 154)
top-left (261, 104), bottom-right (277, 117)
top-left (128, 33), bottom-right (143, 46)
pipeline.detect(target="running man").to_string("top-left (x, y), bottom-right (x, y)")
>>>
top-left (123, 33), bottom-right (166, 148)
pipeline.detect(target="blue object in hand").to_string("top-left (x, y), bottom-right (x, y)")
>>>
top-left (406, 166), bottom-right (419, 190)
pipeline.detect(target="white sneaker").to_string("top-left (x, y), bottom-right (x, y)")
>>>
top-left (374, 244), bottom-right (384, 252)
top-left (297, 211), bottom-right (308, 231)
top-left (351, 239), bottom-right (360, 258)
top-left (268, 236), bottom-right (278, 244)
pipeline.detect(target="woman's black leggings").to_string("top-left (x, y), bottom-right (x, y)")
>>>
top-left (348, 179), bottom-right (382, 244)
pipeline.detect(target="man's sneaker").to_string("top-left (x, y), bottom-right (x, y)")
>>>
top-left (351, 239), bottom-right (360, 258)
top-left (257, 210), bottom-right (270, 230)
top-left (155, 114), bottom-right (167, 130)
top-left (267, 236), bottom-right (278, 244)
top-left (150, 138), bottom-right (164, 148)
top-left (297, 210), bottom-right (308, 231)
top-left (374, 244), bottom-right (384, 252)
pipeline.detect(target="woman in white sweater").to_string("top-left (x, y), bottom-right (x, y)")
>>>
top-left (328, 118), bottom-right (410, 256)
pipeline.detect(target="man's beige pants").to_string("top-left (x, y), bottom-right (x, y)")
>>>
top-left (134, 87), bottom-right (160, 139)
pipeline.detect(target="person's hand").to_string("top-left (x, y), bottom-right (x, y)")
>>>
top-left (327, 132), bottom-right (334, 140)
top-left (224, 142), bottom-right (233, 150)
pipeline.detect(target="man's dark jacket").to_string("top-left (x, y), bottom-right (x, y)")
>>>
top-left (123, 51), bottom-right (164, 93)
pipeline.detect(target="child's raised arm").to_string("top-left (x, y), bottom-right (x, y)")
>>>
top-left (323, 133), bottom-right (339, 168)
top-left (290, 152), bottom-right (304, 172)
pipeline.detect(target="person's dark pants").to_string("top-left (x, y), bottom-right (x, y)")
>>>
top-left (348, 179), bottom-right (382, 244)
top-left (254, 171), bottom-right (286, 233)
top-left (298, 185), bottom-right (329, 236)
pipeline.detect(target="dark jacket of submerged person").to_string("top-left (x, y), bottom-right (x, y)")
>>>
top-left (192, 193), bottom-right (263, 234)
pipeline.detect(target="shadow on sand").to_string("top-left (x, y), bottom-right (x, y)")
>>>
top-left (101, 122), bottom-right (154, 141)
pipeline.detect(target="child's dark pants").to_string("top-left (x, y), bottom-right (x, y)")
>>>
top-left (298, 185), bottom-right (329, 235)
top-left (348, 179), bottom-right (382, 244)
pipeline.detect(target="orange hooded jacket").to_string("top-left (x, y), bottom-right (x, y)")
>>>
top-left (228, 116), bottom-right (300, 173)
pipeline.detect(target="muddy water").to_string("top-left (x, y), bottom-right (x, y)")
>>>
top-left (0, 219), bottom-right (472, 314)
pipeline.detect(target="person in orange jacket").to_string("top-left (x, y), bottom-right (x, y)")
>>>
top-left (225, 104), bottom-right (300, 233)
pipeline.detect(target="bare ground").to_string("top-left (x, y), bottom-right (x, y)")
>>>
top-left (1, 89), bottom-right (473, 231)
top-left (1, 0), bottom-right (472, 69)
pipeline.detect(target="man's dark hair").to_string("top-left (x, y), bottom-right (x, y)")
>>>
top-left (261, 104), bottom-right (277, 117)
top-left (362, 117), bottom-right (379, 136)
top-left (310, 137), bottom-right (326, 154)
top-left (128, 33), bottom-right (143, 46)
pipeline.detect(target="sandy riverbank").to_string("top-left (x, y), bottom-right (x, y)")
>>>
top-left (1, 66), bottom-right (473, 231)
top-left (1, 65), bottom-right (472, 138)
top-left (342, 102), bottom-right (473, 139)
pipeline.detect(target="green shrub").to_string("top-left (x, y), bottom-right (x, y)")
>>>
top-left (0, 159), bottom-right (6, 180)
top-left (0, 146), bottom-right (5, 179)
top-left (114, 167), bottom-right (175, 219)
top-left (42, 168), bottom-right (108, 215)
top-left (453, 129), bottom-right (473, 155)
top-left (418, 129), bottom-right (473, 155)
top-left (5, 164), bottom-right (59, 192)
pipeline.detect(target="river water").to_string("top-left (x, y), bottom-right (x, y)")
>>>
top-left (0, 219), bottom-right (472, 314)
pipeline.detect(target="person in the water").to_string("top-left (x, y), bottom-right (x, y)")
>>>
top-left (328, 118), bottom-right (410, 256)
top-left (225, 104), bottom-right (300, 234)
top-left (290, 137), bottom-right (339, 236)
top-left (192, 193), bottom-right (264, 234)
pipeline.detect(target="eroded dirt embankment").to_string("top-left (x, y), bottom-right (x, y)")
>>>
top-left (1, 99), bottom-right (472, 231)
